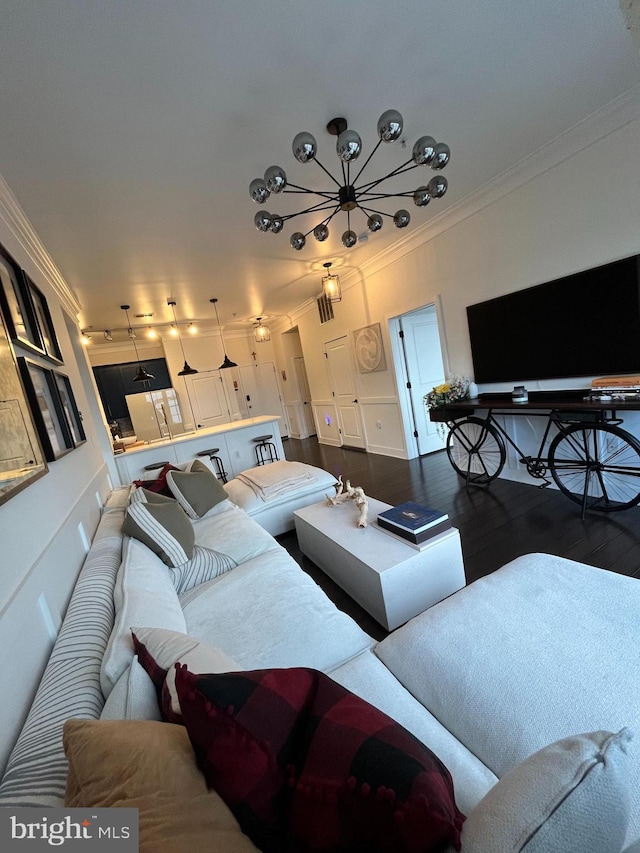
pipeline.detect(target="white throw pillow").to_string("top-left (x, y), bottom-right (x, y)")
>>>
top-left (131, 626), bottom-right (241, 718)
top-left (100, 538), bottom-right (187, 698)
top-left (100, 655), bottom-right (161, 721)
top-left (460, 728), bottom-right (633, 853)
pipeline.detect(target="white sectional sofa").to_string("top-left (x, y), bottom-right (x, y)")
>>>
top-left (0, 472), bottom-right (638, 853)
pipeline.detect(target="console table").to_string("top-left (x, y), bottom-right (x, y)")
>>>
top-left (430, 392), bottom-right (640, 516)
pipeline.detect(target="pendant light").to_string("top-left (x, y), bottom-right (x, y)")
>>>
top-left (253, 317), bottom-right (271, 342)
top-left (210, 298), bottom-right (237, 369)
top-left (121, 305), bottom-right (155, 381)
top-left (321, 262), bottom-right (342, 302)
top-left (167, 300), bottom-right (198, 376)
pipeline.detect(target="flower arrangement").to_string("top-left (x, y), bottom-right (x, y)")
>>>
top-left (424, 374), bottom-right (470, 410)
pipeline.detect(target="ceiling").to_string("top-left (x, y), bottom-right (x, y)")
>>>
top-left (1, 1), bottom-right (639, 338)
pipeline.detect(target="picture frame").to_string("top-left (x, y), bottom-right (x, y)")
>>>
top-left (17, 357), bottom-right (73, 461)
top-left (52, 369), bottom-right (86, 446)
top-left (0, 246), bottom-right (44, 355)
top-left (24, 274), bottom-right (63, 363)
top-left (0, 315), bottom-right (48, 506)
top-left (353, 322), bottom-right (387, 373)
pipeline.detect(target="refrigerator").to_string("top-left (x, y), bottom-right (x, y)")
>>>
top-left (125, 388), bottom-right (188, 442)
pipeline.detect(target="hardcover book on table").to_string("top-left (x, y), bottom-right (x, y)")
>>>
top-left (377, 501), bottom-right (448, 534)
top-left (376, 517), bottom-right (453, 547)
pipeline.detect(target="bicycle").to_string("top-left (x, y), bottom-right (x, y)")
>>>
top-left (444, 408), bottom-right (640, 516)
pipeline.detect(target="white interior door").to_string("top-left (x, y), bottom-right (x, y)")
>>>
top-left (293, 356), bottom-right (316, 436)
top-left (399, 306), bottom-right (446, 455)
top-left (325, 336), bottom-right (366, 449)
top-left (239, 363), bottom-right (288, 435)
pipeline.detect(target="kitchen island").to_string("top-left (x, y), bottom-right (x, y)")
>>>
top-left (113, 415), bottom-right (283, 486)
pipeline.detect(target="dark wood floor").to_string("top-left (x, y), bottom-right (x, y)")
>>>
top-left (277, 436), bottom-right (640, 640)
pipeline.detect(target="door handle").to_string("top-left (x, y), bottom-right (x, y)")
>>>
top-left (353, 399), bottom-right (358, 403)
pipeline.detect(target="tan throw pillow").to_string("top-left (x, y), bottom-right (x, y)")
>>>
top-left (63, 719), bottom-right (259, 853)
top-left (122, 500), bottom-right (195, 567)
top-left (166, 459), bottom-right (229, 519)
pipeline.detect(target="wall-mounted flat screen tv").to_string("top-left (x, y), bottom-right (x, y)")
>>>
top-left (466, 254), bottom-right (640, 384)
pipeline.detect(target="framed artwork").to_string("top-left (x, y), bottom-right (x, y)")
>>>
top-left (0, 316), bottom-right (48, 505)
top-left (353, 323), bottom-right (387, 373)
top-left (17, 357), bottom-right (73, 461)
top-left (24, 274), bottom-right (63, 363)
top-left (0, 246), bottom-right (44, 354)
top-left (52, 370), bottom-right (86, 446)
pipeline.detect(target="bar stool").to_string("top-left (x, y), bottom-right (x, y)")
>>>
top-left (143, 460), bottom-right (172, 471)
top-left (252, 435), bottom-right (279, 466)
top-left (196, 448), bottom-right (229, 483)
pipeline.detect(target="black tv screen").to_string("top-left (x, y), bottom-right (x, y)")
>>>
top-left (466, 254), bottom-right (640, 384)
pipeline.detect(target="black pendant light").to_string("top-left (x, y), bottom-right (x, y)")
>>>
top-left (121, 305), bottom-right (155, 382)
top-left (210, 298), bottom-right (237, 369)
top-left (167, 300), bottom-right (198, 376)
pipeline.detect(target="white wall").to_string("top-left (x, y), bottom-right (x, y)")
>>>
top-left (0, 179), bottom-right (112, 771)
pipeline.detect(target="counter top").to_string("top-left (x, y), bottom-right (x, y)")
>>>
top-left (113, 415), bottom-right (281, 457)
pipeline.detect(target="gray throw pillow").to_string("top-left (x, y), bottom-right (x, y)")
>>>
top-left (460, 728), bottom-right (632, 853)
top-left (123, 501), bottom-right (195, 568)
top-left (130, 487), bottom-right (177, 506)
top-left (166, 459), bottom-right (229, 519)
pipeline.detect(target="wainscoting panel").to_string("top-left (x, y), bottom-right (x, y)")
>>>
top-left (360, 398), bottom-right (407, 459)
top-left (312, 399), bottom-right (341, 446)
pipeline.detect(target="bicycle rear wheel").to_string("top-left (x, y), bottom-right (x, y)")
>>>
top-left (548, 423), bottom-right (640, 512)
top-left (446, 417), bottom-right (506, 485)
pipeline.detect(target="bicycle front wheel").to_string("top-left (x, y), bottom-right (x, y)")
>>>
top-left (446, 417), bottom-right (506, 485)
top-left (548, 423), bottom-right (640, 512)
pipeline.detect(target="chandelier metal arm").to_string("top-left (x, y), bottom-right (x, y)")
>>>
top-left (313, 157), bottom-right (343, 189)
top-left (283, 184), bottom-right (338, 200)
top-left (281, 199), bottom-right (343, 221)
top-left (355, 203), bottom-right (396, 219)
top-left (351, 137), bottom-right (382, 185)
top-left (357, 190), bottom-right (421, 200)
top-left (301, 205), bottom-right (341, 237)
top-left (355, 158), bottom-right (417, 193)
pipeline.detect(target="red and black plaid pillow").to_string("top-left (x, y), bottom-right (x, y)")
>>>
top-left (132, 463), bottom-right (180, 497)
top-left (175, 665), bottom-right (465, 853)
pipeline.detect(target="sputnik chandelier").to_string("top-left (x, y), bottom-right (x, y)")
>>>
top-left (249, 109), bottom-right (450, 250)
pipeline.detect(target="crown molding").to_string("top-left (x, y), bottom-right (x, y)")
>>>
top-left (346, 85), bottom-right (640, 281)
top-left (0, 174), bottom-right (81, 318)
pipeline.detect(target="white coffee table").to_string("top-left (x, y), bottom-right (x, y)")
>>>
top-left (293, 497), bottom-right (466, 631)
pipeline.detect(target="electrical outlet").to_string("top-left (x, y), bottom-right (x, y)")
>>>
top-left (235, 451), bottom-right (240, 459)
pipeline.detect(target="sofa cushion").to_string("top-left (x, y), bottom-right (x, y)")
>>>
top-left (179, 548), bottom-right (374, 673)
top-left (375, 553), bottom-right (640, 846)
top-left (132, 626), bottom-right (241, 721)
top-left (329, 651), bottom-right (497, 818)
top-left (192, 503), bottom-right (282, 565)
top-left (459, 728), bottom-right (632, 853)
top-left (100, 655), bottom-right (161, 721)
top-left (175, 665), bottom-right (465, 853)
top-left (100, 537), bottom-right (187, 698)
top-left (123, 500), bottom-right (194, 567)
top-left (166, 459), bottom-right (229, 519)
top-left (63, 719), bottom-right (259, 853)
